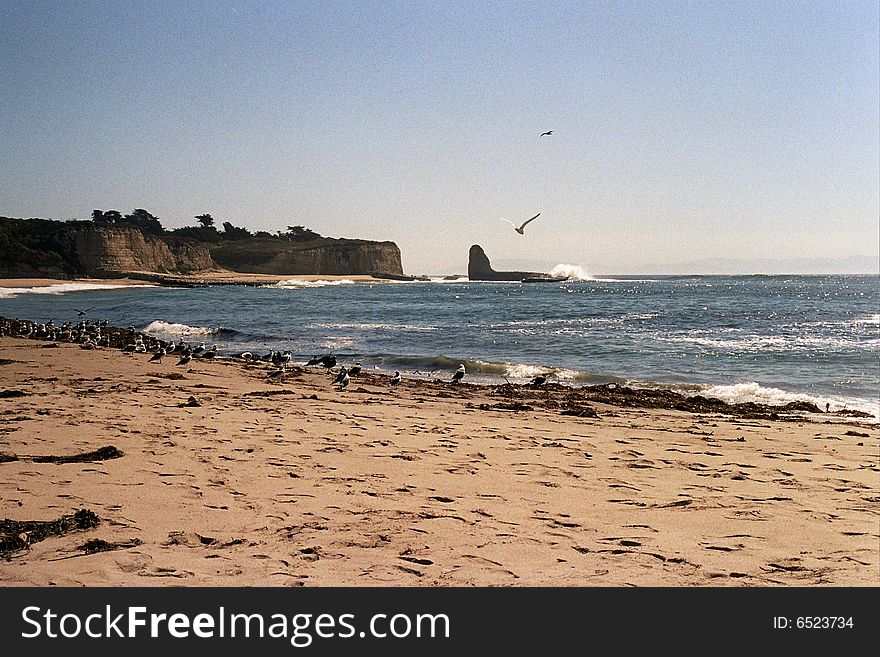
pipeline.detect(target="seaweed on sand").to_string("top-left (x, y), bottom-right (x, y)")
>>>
top-left (1, 509), bottom-right (100, 557)
top-left (31, 445), bottom-right (123, 464)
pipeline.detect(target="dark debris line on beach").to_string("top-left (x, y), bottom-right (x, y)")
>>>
top-left (0, 446), bottom-right (124, 465)
top-left (488, 382), bottom-right (872, 422)
top-left (0, 509), bottom-right (100, 558)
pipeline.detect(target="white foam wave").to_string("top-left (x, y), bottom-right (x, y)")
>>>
top-left (267, 279), bottom-right (356, 288)
top-left (854, 314), bottom-right (880, 326)
top-left (0, 282), bottom-right (153, 299)
top-left (691, 382), bottom-right (879, 420)
top-left (144, 320), bottom-right (219, 337)
top-left (549, 264), bottom-right (591, 281)
top-left (504, 364), bottom-right (550, 379)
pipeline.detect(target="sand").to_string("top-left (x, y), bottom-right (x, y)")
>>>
top-left (0, 278), bottom-right (157, 289)
top-left (0, 337), bottom-right (877, 587)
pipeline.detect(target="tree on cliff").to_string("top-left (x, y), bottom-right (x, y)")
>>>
top-left (91, 209), bottom-right (163, 234)
top-left (281, 225), bottom-right (323, 242)
top-left (91, 210), bottom-right (123, 225)
top-left (196, 214), bottom-right (215, 229)
top-left (91, 210), bottom-right (111, 225)
top-left (222, 221), bottom-right (252, 240)
top-left (121, 209), bottom-right (164, 234)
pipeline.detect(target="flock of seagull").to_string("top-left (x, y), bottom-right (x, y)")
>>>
top-left (3, 307), bottom-right (552, 392)
top-left (1, 315), bottom-right (476, 393)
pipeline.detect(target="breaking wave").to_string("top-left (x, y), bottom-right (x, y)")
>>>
top-left (687, 382), bottom-right (879, 420)
top-left (266, 279), bottom-right (357, 288)
top-left (549, 264), bottom-right (591, 281)
top-left (144, 320), bottom-right (235, 338)
top-left (0, 283), bottom-right (154, 299)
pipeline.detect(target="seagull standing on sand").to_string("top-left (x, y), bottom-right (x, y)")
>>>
top-left (333, 366), bottom-right (348, 386)
top-left (389, 371), bottom-right (401, 387)
top-left (500, 213), bottom-right (541, 235)
top-left (451, 364), bottom-right (466, 384)
top-left (148, 348), bottom-right (166, 363)
top-left (337, 369), bottom-right (350, 392)
top-left (348, 362), bottom-right (362, 376)
top-left (176, 350), bottom-right (192, 366)
top-left (530, 373), bottom-right (547, 386)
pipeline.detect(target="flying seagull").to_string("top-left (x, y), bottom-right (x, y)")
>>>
top-left (500, 213), bottom-right (541, 235)
top-left (73, 307), bottom-right (95, 317)
top-left (540, 130), bottom-right (553, 137)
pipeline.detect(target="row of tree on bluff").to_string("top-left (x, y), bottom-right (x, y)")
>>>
top-left (90, 209), bottom-right (322, 243)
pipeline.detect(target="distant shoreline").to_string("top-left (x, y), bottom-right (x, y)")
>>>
top-left (0, 272), bottom-right (384, 289)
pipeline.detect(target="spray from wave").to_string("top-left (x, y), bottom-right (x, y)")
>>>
top-left (549, 264), bottom-right (592, 281)
top-left (266, 279), bottom-right (356, 289)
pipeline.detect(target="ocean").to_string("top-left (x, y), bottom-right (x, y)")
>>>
top-left (2, 274), bottom-right (878, 419)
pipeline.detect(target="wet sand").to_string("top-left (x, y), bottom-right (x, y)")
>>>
top-left (0, 337), bottom-right (877, 586)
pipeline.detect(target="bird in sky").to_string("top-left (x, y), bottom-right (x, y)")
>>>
top-left (540, 130), bottom-right (553, 137)
top-left (500, 213), bottom-right (541, 235)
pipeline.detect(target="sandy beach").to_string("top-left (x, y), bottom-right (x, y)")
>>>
top-left (0, 278), bottom-right (158, 289)
top-left (0, 334), bottom-right (877, 587)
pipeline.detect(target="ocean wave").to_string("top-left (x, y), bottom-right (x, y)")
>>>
top-left (0, 282), bottom-right (154, 299)
top-left (365, 354), bottom-right (621, 383)
top-left (144, 320), bottom-right (230, 337)
top-left (266, 279), bottom-right (357, 288)
top-left (549, 264), bottom-right (591, 281)
top-left (687, 382), bottom-right (879, 420)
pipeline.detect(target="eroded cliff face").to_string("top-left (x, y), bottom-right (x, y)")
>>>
top-left (209, 239), bottom-right (403, 276)
top-left (0, 217), bottom-right (403, 278)
top-left (73, 226), bottom-right (214, 275)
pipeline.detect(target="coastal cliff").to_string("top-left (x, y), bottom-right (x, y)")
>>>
top-left (73, 226), bottom-right (214, 276)
top-left (0, 216), bottom-right (403, 279)
top-left (209, 239), bottom-right (403, 276)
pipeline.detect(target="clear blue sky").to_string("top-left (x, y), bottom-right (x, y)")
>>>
top-left (1, 0), bottom-right (877, 274)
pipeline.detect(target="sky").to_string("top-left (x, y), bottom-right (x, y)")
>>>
top-left (1, 0), bottom-right (878, 275)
